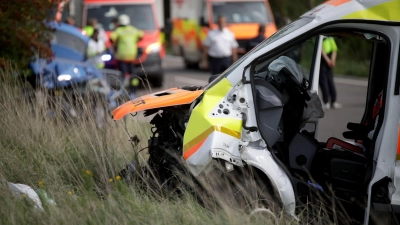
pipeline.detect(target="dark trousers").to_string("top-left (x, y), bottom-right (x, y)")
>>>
top-left (118, 61), bottom-right (136, 93)
top-left (319, 63), bottom-right (337, 104)
top-left (209, 55), bottom-right (232, 75)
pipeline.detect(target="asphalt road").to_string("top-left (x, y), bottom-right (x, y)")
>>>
top-left (136, 55), bottom-right (368, 142)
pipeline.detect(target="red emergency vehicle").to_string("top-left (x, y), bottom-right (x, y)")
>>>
top-left (57, 0), bottom-right (165, 87)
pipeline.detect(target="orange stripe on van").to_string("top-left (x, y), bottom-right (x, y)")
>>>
top-left (397, 125), bottom-right (400, 160)
top-left (183, 137), bottom-right (207, 160)
top-left (323, 0), bottom-right (351, 6)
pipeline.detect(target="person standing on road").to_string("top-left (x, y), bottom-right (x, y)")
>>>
top-left (245, 24), bottom-right (266, 52)
top-left (202, 15), bottom-right (238, 75)
top-left (319, 37), bottom-right (342, 110)
top-left (83, 18), bottom-right (108, 44)
top-left (110, 14), bottom-right (144, 99)
top-left (87, 29), bottom-right (106, 69)
top-left (64, 16), bottom-right (76, 26)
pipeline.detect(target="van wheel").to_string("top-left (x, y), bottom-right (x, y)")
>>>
top-left (236, 167), bottom-right (283, 224)
top-left (200, 161), bottom-right (284, 223)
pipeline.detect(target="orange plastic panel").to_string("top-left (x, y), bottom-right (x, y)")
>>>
top-left (112, 88), bottom-right (204, 120)
top-left (323, 0), bottom-right (351, 6)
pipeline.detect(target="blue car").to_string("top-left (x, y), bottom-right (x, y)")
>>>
top-left (30, 22), bottom-right (106, 90)
top-left (28, 22), bottom-right (123, 122)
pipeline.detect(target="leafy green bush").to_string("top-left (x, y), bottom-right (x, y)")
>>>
top-left (0, 0), bottom-right (60, 70)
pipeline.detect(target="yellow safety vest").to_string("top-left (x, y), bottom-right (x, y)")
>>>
top-left (83, 26), bottom-right (94, 37)
top-left (322, 37), bottom-right (338, 55)
top-left (110, 26), bottom-right (144, 61)
top-left (160, 32), bottom-right (166, 45)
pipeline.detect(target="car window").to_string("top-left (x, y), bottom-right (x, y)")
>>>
top-left (51, 30), bottom-right (86, 55)
top-left (86, 4), bottom-right (155, 31)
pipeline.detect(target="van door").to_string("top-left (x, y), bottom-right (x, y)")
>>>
top-left (302, 35), bottom-right (323, 138)
top-left (250, 34), bottom-right (324, 145)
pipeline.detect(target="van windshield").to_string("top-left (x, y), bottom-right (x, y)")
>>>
top-left (253, 17), bottom-right (314, 51)
top-left (206, 17), bottom-right (314, 89)
top-left (86, 4), bottom-right (156, 31)
top-left (212, 1), bottom-right (271, 23)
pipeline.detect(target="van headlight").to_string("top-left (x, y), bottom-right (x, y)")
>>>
top-left (101, 54), bottom-right (112, 61)
top-left (145, 42), bottom-right (161, 54)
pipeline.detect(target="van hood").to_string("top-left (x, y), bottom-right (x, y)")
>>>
top-left (112, 88), bottom-right (204, 120)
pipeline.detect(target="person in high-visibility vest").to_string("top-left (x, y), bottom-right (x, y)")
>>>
top-left (82, 18), bottom-right (95, 37)
top-left (160, 31), bottom-right (166, 46)
top-left (319, 37), bottom-right (342, 110)
top-left (83, 18), bottom-right (108, 44)
top-left (110, 14), bottom-right (144, 99)
top-left (87, 29), bottom-right (105, 69)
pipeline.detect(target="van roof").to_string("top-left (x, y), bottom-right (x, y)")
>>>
top-left (301, 0), bottom-right (400, 23)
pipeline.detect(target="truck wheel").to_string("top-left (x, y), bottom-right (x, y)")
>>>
top-left (184, 59), bottom-right (199, 69)
top-left (151, 73), bottom-right (164, 88)
top-left (180, 46), bottom-right (199, 69)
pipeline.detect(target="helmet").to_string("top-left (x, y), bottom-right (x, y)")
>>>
top-left (118, 14), bottom-right (130, 26)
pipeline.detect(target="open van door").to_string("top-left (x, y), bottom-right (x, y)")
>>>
top-left (301, 35), bottom-right (323, 138)
top-left (310, 36), bottom-right (323, 94)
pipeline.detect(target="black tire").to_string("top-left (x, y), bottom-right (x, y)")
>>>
top-left (198, 161), bottom-right (283, 223)
top-left (180, 46), bottom-right (199, 69)
top-left (151, 73), bottom-right (164, 88)
top-left (184, 59), bottom-right (199, 69)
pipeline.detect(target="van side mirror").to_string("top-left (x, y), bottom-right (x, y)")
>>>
top-left (200, 16), bottom-right (209, 27)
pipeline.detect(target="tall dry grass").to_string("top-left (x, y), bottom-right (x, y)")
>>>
top-left (0, 75), bottom-right (287, 224)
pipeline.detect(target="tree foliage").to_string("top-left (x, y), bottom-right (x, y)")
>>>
top-left (269, 0), bottom-right (325, 27)
top-left (0, 0), bottom-right (61, 70)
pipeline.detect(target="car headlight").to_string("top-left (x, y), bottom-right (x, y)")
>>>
top-left (145, 42), bottom-right (161, 54)
top-left (101, 54), bottom-right (112, 61)
top-left (57, 74), bottom-right (72, 81)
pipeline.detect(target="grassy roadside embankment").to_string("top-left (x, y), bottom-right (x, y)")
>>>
top-left (0, 74), bottom-right (286, 224)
